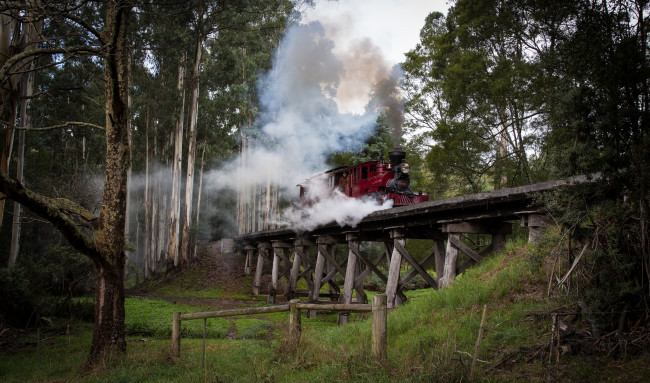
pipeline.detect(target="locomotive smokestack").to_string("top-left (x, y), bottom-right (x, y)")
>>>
top-left (388, 148), bottom-right (406, 169)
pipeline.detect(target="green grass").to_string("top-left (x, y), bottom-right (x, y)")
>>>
top-left (153, 284), bottom-right (225, 298)
top-left (125, 297), bottom-right (231, 338)
top-left (134, 266), bottom-right (254, 300)
top-left (2, 241), bottom-right (648, 382)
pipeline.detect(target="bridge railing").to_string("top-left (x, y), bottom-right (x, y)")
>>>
top-left (170, 295), bottom-right (387, 363)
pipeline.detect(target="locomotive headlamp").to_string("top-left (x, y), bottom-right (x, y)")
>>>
top-left (401, 163), bottom-right (410, 174)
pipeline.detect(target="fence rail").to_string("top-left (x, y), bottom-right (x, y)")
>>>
top-left (170, 295), bottom-right (387, 363)
top-left (179, 304), bottom-right (290, 321)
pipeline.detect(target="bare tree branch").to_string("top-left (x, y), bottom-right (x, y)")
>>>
top-left (1, 1), bottom-right (104, 44)
top-left (60, 13), bottom-right (106, 45)
top-left (0, 120), bottom-right (105, 131)
top-left (0, 46), bottom-right (101, 85)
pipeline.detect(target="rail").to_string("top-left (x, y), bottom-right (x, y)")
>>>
top-left (171, 295), bottom-right (387, 363)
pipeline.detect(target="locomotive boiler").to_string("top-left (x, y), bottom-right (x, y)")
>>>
top-left (299, 148), bottom-right (429, 206)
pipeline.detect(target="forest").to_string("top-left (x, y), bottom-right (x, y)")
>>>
top-left (0, 0), bottom-right (648, 376)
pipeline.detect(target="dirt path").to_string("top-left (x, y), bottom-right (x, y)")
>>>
top-left (128, 241), bottom-right (268, 310)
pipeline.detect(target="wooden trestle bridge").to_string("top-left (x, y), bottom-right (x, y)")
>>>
top-left (233, 177), bottom-right (582, 322)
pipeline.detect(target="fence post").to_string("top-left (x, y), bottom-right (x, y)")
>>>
top-left (37, 327), bottom-right (42, 369)
top-left (289, 299), bottom-right (301, 347)
top-left (202, 318), bottom-right (207, 367)
top-left (372, 295), bottom-right (387, 363)
top-left (171, 311), bottom-right (181, 358)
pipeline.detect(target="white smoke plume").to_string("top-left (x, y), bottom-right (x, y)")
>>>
top-left (280, 173), bottom-right (393, 232)
top-left (207, 22), bottom-right (373, 189)
top-left (205, 21), bottom-right (403, 232)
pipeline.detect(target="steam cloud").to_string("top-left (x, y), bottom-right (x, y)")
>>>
top-left (281, 174), bottom-right (394, 232)
top-left (205, 21), bottom-right (406, 232)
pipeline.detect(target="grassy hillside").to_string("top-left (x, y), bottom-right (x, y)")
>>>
top-left (1, 240), bottom-right (648, 382)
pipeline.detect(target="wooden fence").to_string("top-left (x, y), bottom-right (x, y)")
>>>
top-left (171, 295), bottom-right (387, 363)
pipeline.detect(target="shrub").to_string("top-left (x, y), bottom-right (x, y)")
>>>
top-left (0, 267), bottom-right (34, 326)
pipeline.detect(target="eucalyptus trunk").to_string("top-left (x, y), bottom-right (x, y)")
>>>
top-left (192, 142), bottom-right (206, 259)
top-left (168, 55), bottom-right (186, 267)
top-left (88, 0), bottom-right (132, 364)
top-left (143, 106), bottom-right (151, 278)
top-left (0, 121), bottom-right (14, 232)
top-left (181, 36), bottom-right (202, 265)
top-left (0, 15), bottom-right (17, 233)
top-left (8, 69), bottom-right (34, 267)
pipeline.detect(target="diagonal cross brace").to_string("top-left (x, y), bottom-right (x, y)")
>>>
top-left (294, 246), bottom-right (314, 281)
top-left (351, 245), bottom-right (388, 284)
top-left (319, 265), bottom-right (343, 291)
top-left (448, 234), bottom-right (482, 263)
top-left (356, 252), bottom-right (386, 283)
top-left (398, 249), bottom-right (438, 291)
top-left (274, 248), bottom-right (292, 280)
top-left (319, 244), bottom-right (346, 276)
top-left (394, 240), bottom-right (438, 288)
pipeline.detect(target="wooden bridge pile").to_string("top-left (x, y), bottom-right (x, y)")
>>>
top-left (234, 178), bottom-right (580, 322)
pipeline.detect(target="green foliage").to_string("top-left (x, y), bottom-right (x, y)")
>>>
top-left (28, 244), bottom-right (94, 296)
top-left (197, 3), bottom-right (293, 172)
top-left (326, 121), bottom-right (392, 168)
top-left (403, 4), bottom-right (549, 195)
top-left (0, 267), bottom-right (34, 326)
top-left (403, 0), bottom-right (649, 336)
top-left (28, 20), bottom-right (107, 187)
top-left (0, 244), bottom-right (94, 327)
top-left (544, 187), bottom-right (649, 331)
top-left (543, 0), bottom-right (649, 313)
top-left (544, 2), bottom-right (648, 182)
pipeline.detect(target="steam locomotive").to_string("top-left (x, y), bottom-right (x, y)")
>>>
top-left (299, 148), bottom-right (429, 206)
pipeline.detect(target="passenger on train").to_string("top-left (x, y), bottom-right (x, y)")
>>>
top-left (338, 172), bottom-right (348, 191)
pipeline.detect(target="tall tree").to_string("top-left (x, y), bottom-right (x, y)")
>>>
top-left (404, 0), bottom-right (649, 329)
top-left (0, 0), bottom-right (133, 364)
top-left (168, 54), bottom-right (186, 267)
top-left (127, 0), bottom-right (297, 271)
top-left (0, 11), bottom-right (23, 232)
top-left (543, 0), bottom-right (649, 326)
top-left (403, 2), bottom-right (551, 195)
top-left (180, 5), bottom-right (204, 266)
top-left (403, 12), bottom-right (487, 195)
top-left (6, 13), bottom-right (40, 267)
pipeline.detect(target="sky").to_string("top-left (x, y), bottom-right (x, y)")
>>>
top-left (301, 0), bottom-right (451, 113)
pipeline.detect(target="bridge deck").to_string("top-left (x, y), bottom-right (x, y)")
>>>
top-left (234, 176), bottom-right (586, 244)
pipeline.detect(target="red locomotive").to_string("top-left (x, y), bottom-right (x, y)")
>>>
top-left (299, 148), bottom-right (429, 206)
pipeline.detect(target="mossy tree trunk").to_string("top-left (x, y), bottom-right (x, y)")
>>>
top-left (88, 0), bottom-right (132, 364)
top-left (0, 0), bottom-right (133, 366)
